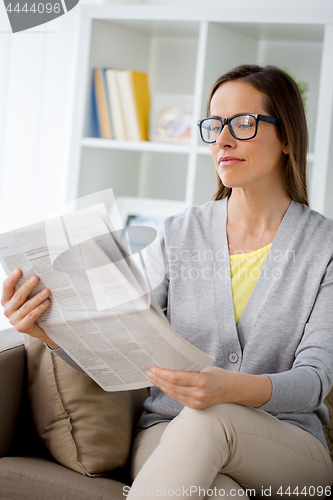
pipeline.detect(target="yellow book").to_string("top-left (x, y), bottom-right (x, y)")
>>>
top-left (129, 70), bottom-right (150, 141)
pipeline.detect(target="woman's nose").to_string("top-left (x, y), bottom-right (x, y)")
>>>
top-left (216, 124), bottom-right (236, 149)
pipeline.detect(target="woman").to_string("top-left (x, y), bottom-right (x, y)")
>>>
top-left (2, 64), bottom-right (333, 497)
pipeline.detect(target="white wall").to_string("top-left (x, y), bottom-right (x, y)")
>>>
top-left (0, 4), bottom-right (81, 328)
top-left (0, 7), bottom-right (81, 233)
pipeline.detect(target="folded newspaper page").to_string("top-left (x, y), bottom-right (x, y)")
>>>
top-left (0, 204), bottom-right (214, 391)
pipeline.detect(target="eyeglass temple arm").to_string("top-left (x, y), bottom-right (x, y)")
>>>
top-left (258, 115), bottom-right (278, 125)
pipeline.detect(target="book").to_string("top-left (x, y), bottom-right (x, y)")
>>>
top-left (117, 70), bottom-right (141, 141)
top-left (130, 70), bottom-right (150, 141)
top-left (105, 69), bottom-right (127, 141)
top-left (93, 68), bottom-right (113, 140)
top-left (117, 70), bottom-right (150, 142)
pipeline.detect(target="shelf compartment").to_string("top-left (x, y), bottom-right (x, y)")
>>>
top-left (84, 19), bottom-right (200, 140)
top-left (137, 151), bottom-right (188, 201)
top-left (78, 148), bottom-right (141, 200)
top-left (78, 147), bottom-right (188, 203)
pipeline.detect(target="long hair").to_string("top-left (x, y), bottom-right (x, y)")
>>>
top-left (206, 64), bottom-right (309, 205)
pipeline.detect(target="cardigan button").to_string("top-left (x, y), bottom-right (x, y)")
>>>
top-left (228, 353), bottom-right (239, 363)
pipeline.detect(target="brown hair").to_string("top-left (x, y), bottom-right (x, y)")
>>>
top-left (206, 64), bottom-right (309, 205)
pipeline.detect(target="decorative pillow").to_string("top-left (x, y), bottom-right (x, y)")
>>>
top-left (23, 335), bottom-right (147, 477)
top-left (324, 386), bottom-right (333, 461)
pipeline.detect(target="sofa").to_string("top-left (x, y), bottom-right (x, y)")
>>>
top-left (0, 327), bottom-right (148, 500)
top-left (1, 327), bottom-right (333, 500)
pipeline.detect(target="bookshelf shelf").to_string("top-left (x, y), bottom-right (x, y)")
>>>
top-left (81, 138), bottom-right (192, 154)
top-left (68, 4), bottom-right (333, 217)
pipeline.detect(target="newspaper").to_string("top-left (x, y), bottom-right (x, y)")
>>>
top-left (0, 204), bottom-right (214, 391)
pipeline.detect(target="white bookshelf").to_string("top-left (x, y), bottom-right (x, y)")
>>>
top-left (67, 4), bottom-right (333, 217)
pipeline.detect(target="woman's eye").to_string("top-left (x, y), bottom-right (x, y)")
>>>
top-left (238, 122), bottom-right (253, 129)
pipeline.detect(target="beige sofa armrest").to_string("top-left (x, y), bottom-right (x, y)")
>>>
top-left (0, 328), bottom-right (25, 457)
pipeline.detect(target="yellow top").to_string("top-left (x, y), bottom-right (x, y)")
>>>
top-left (229, 243), bottom-right (272, 324)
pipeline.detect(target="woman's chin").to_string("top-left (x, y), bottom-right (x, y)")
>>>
top-left (217, 168), bottom-right (253, 190)
top-left (217, 174), bottom-right (242, 189)
top-left (217, 169), bottom-right (238, 187)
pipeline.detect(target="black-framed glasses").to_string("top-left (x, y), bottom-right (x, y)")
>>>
top-left (197, 114), bottom-right (278, 143)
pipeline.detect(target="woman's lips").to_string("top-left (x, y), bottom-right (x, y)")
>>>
top-left (219, 156), bottom-right (244, 166)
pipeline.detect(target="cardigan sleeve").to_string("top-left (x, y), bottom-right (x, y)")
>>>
top-left (259, 257), bottom-right (333, 413)
top-left (46, 345), bottom-right (87, 374)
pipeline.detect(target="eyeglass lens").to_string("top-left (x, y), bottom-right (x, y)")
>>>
top-left (201, 115), bottom-right (257, 142)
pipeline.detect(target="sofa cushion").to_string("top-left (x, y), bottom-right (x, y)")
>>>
top-left (23, 335), bottom-right (147, 477)
top-left (0, 456), bottom-right (127, 500)
top-left (324, 386), bottom-right (333, 461)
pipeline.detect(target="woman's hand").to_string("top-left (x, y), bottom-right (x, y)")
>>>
top-left (1, 268), bottom-right (59, 350)
top-left (147, 366), bottom-right (229, 409)
top-left (147, 366), bottom-right (272, 409)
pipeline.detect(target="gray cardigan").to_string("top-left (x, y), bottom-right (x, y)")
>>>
top-left (56, 198), bottom-right (333, 450)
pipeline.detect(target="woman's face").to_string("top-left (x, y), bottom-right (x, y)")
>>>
top-left (209, 80), bottom-right (289, 192)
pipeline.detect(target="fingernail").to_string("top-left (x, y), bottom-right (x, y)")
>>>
top-left (41, 289), bottom-right (48, 296)
top-left (13, 269), bottom-right (20, 276)
top-left (43, 299), bottom-right (50, 305)
top-left (29, 276), bottom-right (37, 284)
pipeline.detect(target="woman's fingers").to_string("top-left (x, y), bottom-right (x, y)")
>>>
top-left (147, 366), bottom-right (226, 409)
top-left (14, 297), bottom-right (51, 334)
top-left (16, 300), bottom-right (59, 350)
top-left (1, 267), bottom-right (50, 332)
top-left (8, 275), bottom-right (41, 316)
top-left (2, 271), bottom-right (43, 318)
top-left (1, 268), bottom-right (22, 309)
top-left (149, 377), bottom-right (206, 409)
top-left (15, 299), bottom-right (59, 350)
top-left (1, 268), bottom-right (58, 349)
top-left (147, 368), bottom-right (206, 405)
top-left (14, 287), bottom-right (50, 321)
top-left (147, 367), bottom-right (199, 387)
